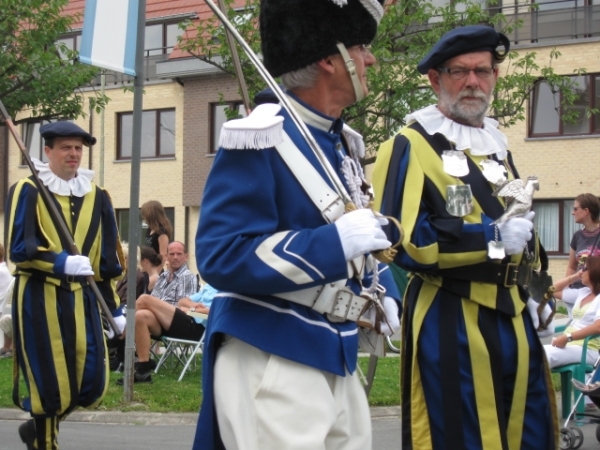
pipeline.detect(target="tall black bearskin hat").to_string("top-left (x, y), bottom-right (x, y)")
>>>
top-left (260, 0), bottom-right (385, 78)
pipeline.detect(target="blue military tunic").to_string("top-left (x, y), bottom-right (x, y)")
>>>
top-left (193, 94), bottom-right (400, 449)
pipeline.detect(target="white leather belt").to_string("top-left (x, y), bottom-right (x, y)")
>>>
top-left (275, 279), bottom-right (369, 322)
top-left (276, 132), bottom-right (346, 224)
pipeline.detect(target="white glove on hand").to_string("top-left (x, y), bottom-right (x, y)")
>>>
top-left (334, 209), bottom-right (391, 261)
top-left (497, 211), bottom-right (535, 255)
top-left (379, 296), bottom-right (400, 336)
top-left (526, 297), bottom-right (540, 329)
top-left (106, 314), bottom-right (126, 339)
top-left (64, 255), bottom-right (94, 276)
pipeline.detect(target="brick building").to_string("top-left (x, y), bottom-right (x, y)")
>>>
top-left (0, 0), bottom-right (598, 278)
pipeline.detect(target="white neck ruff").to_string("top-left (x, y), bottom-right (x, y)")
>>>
top-left (32, 158), bottom-right (94, 197)
top-left (406, 105), bottom-right (508, 159)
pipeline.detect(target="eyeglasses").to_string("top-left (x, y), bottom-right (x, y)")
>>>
top-left (355, 44), bottom-right (372, 54)
top-left (437, 66), bottom-right (496, 80)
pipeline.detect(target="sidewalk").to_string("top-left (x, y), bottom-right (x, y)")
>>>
top-left (0, 406), bottom-right (401, 426)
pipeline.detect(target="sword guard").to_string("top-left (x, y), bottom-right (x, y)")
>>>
top-left (344, 202), bottom-right (404, 264)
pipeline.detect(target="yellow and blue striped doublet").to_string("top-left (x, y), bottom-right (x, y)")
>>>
top-left (5, 177), bottom-right (122, 447)
top-left (373, 123), bottom-right (558, 450)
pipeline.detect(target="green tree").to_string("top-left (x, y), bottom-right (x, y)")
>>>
top-left (0, 0), bottom-right (107, 124)
top-left (180, 0), bottom-right (597, 161)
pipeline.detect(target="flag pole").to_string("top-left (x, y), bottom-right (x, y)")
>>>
top-left (123, 0), bottom-right (147, 402)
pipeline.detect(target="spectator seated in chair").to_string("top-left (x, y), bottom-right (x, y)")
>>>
top-left (544, 256), bottom-right (600, 369)
top-left (116, 282), bottom-right (216, 385)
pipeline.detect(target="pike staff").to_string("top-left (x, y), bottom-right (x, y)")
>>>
top-left (0, 100), bottom-right (121, 336)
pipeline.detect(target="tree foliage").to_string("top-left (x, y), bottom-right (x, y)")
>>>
top-left (0, 0), bottom-right (108, 124)
top-left (180, 0), bottom-right (597, 160)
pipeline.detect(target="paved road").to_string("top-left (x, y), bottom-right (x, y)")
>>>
top-left (4, 407), bottom-right (600, 449)
top-left (0, 407), bottom-right (402, 450)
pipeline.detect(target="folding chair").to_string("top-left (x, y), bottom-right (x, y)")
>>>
top-left (154, 335), bottom-right (205, 381)
top-left (154, 312), bottom-right (207, 381)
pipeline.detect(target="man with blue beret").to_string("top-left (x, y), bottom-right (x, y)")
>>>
top-left (373, 25), bottom-right (558, 448)
top-left (5, 121), bottom-right (124, 449)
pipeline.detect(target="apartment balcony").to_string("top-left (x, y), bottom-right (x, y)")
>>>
top-left (494, 1), bottom-right (600, 44)
top-left (90, 48), bottom-right (170, 86)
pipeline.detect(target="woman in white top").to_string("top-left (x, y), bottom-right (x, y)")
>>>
top-left (544, 256), bottom-right (600, 368)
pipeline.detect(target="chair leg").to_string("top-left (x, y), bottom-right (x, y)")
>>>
top-left (177, 343), bottom-right (202, 382)
top-left (155, 340), bottom-right (176, 373)
top-left (561, 371), bottom-right (573, 419)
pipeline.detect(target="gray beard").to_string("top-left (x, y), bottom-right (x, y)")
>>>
top-left (440, 88), bottom-right (490, 127)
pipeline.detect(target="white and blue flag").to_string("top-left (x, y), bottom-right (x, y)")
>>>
top-left (79, 0), bottom-right (139, 76)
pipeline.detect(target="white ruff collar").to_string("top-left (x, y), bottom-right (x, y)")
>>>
top-left (406, 105), bottom-right (508, 159)
top-left (32, 158), bottom-right (94, 197)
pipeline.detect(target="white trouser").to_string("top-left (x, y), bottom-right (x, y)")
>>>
top-left (543, 344), bottom-right (597, 369)
top-left (0, 314), bottom-right (12, 339)
top-left (214, 335), bottom-right (372, 450)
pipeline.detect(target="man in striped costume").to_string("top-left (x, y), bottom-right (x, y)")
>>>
top-left (5, 122), bottom-right (124, 449)
top-left (372, 26), bottom-right (558, 449)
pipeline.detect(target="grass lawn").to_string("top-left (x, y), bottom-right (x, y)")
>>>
top-left (0, 352), bottom-right (563, 414)
top-left (0, 354), bottom-right (401, 413)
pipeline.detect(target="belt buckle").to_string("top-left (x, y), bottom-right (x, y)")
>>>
top-left (66, 274), bottom-right (75, 283)
top-left (503, 263), bottom-right (518, 288)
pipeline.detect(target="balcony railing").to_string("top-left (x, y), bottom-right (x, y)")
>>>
top-left (91, 48), bottom-right (171, 86)
top-left (491, 1), bottom-right (600, 43)
top-left (91, 4), bottom-right (600, 86)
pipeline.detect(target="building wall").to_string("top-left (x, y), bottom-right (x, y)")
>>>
top-left (181, 74), bottom-right (241, 275)
top-left (182, 74), bottom-right (240, 207)
top-left (501, 40), bottom-right (600, 278)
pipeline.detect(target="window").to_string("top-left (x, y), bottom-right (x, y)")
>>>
top-left (55, 34), bottom-right (81, 59)
top-left (21, 121), bottom-right (47, 163)
top-left (145, 22), bottom-right (184, 56)
top-left (532, 199), bottom-right (577, 254)
top-left (529, 74), bottom-right (600, 137)
top-left (210, 102), bottom-right (247, 153)
top-left (117, 109), bottom-right (175, 160)
top-left (116, 207), bottom-right (175, 248)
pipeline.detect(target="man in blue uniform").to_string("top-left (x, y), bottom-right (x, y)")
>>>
top-left (373, 26), bottom-right (558, 449)
top-left (193, 0), bottom-right (401, 448)
top-left (5, 122), bottom-right (124, 449)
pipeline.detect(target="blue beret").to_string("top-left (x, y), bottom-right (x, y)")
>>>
top-left (417, 25), bottom-right (510, 75)
top-left (40, 122), bottom-right (96, 146)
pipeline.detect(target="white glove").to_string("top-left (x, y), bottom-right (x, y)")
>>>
top-left (380, 296), bottom-right (400, 336)
top-left (106, 314), bottom-right (126, 339)
top-left (64, 255), bottom-right (94, 276)
top-left (497, 211), bottom-right (534, 255)
top-left (334, 209), bottom-right (391, 261)
top-left (526, 297), bottom-right (539, 329)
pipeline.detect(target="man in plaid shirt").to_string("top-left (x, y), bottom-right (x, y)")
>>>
top-left (149, 241), bottom-right (197, 306)
top-left (120, 241), bottom-right (198, 383)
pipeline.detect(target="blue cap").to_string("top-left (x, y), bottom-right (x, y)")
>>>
top-left (417, 25), bottom-right (510, 75)
top-left (40, 122), bottom-right (96, 146)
